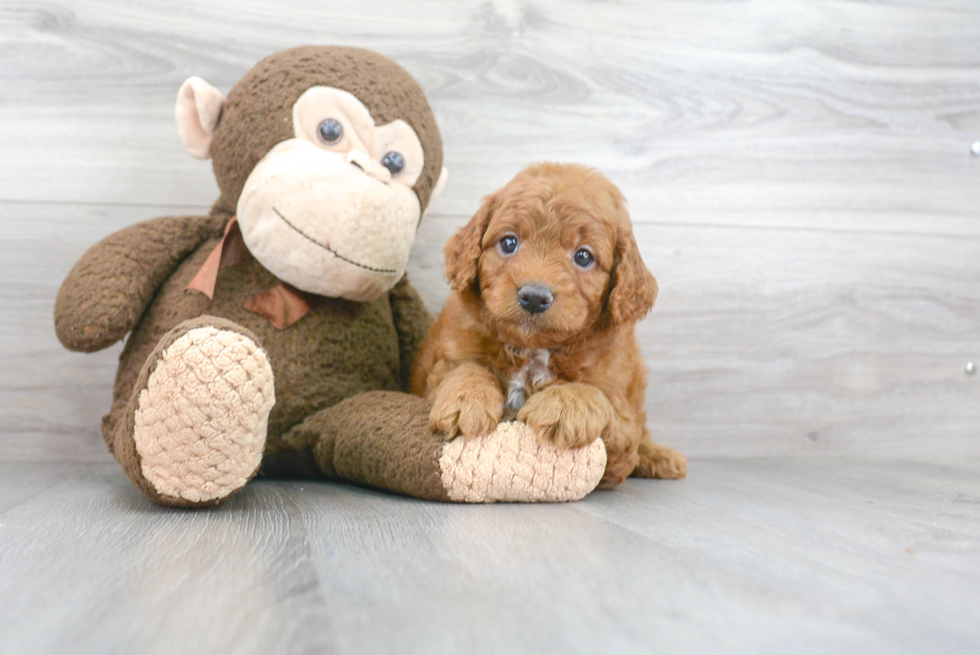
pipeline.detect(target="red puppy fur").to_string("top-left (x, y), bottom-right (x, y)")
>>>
top-left (410, 163), bottom-right (687, 488)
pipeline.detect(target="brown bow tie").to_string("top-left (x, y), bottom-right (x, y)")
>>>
top-left (186, 217), bottom-right (316, 330)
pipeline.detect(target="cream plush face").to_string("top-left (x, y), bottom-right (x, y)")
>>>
top-left (234, 86), bottom-right (429, 301)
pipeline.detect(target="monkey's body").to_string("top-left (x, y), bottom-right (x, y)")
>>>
top-left (108, 215), bottom-right (406, 437)
top-left (78, 212), bottom-right (443, 504)
top-left (56, 47), bottom-right (608, 507)
top-left (99, 211), bottom-right (408, 455)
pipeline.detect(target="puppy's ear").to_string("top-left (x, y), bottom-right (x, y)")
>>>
top-left (604, 228), bottom-right (658, 327)
top-left (445, 193), bottom-right (496, 293)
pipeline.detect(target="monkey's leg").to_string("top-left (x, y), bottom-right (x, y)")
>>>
top-left (284, 391), bottom-right (607, 503)
top-left (107, 316), bottom-right (275, 507)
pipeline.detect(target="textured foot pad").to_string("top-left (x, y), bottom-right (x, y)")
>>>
top-left (133, 326), bottom-right (275, 502)
top-left (439, 422), bottom-right (607, 503)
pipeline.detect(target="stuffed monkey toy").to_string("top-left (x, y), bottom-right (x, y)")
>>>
top-left (54, 46), bottom-right (606, 507)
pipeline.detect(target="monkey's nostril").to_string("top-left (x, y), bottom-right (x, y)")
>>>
top-left (517, 285), bottom-right (554, 315)
top-left (350, 160), bottom-right (365, 172)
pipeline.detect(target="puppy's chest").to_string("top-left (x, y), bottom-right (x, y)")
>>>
top-left (501, 348), bottom-right (556, 410)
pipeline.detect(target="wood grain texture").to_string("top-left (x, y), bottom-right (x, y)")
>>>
top-left (1, 0), bottom-right (979, 460)
top-left (1, 460), bottom-right (979, 654)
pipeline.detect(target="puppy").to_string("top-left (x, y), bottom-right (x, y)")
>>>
top-left (410, 163), bottom-right (686, 488)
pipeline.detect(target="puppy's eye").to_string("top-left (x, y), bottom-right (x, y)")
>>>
top-left (498, 235), bottom-right (519, 256)
top-left (573, 248), bottom-right (595, 268)
top-left (318, 118), bottom-right (344, 144)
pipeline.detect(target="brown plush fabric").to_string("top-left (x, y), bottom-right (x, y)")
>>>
top-left (296, 391), bottom-right (450, 501)
top-left (388, 275), bottom-right (434, 390)
top-left (109, 246), bottom-right (414, 459)
top-left (55, 214), bottom-right (221, 353)
top-left (185, 216), bottom-right (319, 330)
top-left (210, 46), bottom-right (444, 217)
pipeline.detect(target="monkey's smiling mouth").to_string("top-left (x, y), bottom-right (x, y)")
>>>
top-left (272, 207), bottom-right (397, 275)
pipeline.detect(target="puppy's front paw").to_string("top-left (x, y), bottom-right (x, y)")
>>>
top-left (430, 384), bottom-right (504, 439)
top-left (518, 383), bottom-right (613, 449)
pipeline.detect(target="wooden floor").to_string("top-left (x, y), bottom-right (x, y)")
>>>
top-left (1, 458), bottom-right (978, 654)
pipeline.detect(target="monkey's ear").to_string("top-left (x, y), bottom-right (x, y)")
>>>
top-left (430, 167), bottom-right (449, 203)
top-left (175, 77), bottom-right (226, 160)
top-left (444, 192), bottom-right (495, 293)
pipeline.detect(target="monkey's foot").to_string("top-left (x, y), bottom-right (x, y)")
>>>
top-left (128, 319), bottom-right (275, 505)
top-left (439, 422), bottom-right (607, 503)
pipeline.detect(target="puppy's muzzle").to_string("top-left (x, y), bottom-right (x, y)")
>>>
top-left (517, 284), bottom-right (554, 314)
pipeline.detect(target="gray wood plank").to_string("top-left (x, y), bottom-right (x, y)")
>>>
top-left (1, 459), bottom-right (978, 654)
top-left (574, 460), bottom-right (980, 653)
top-left (0, 464), bottom-right (334, 655)
top-left (0, 0), bottom-right (979, 234)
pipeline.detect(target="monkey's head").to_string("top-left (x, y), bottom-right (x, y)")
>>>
top-left (175, 46), bottom-right (448, 302)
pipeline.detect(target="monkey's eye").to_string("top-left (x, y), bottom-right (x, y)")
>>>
top-left (498, 235), bottom-right (519, 256)
top-left (573, 248), bottom-right (594, 268)
top-left (381, 151), bottom-right (405, 175)
top-left (318, 118), bottom-right (344, 144)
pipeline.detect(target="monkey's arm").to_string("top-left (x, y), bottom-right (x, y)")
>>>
top-left (388, 274), bottom-right (433, 390)
top-left (55, 215), bottom-right (218, 352)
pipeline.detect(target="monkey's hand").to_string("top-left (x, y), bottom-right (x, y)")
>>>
top-left (428, 363), bottom-right (505, 439)
top-left (55, 215), bottom-right (217, 352)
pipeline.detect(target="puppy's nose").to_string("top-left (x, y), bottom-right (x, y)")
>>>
top-left (517, 285), bottom-right (554, 314)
